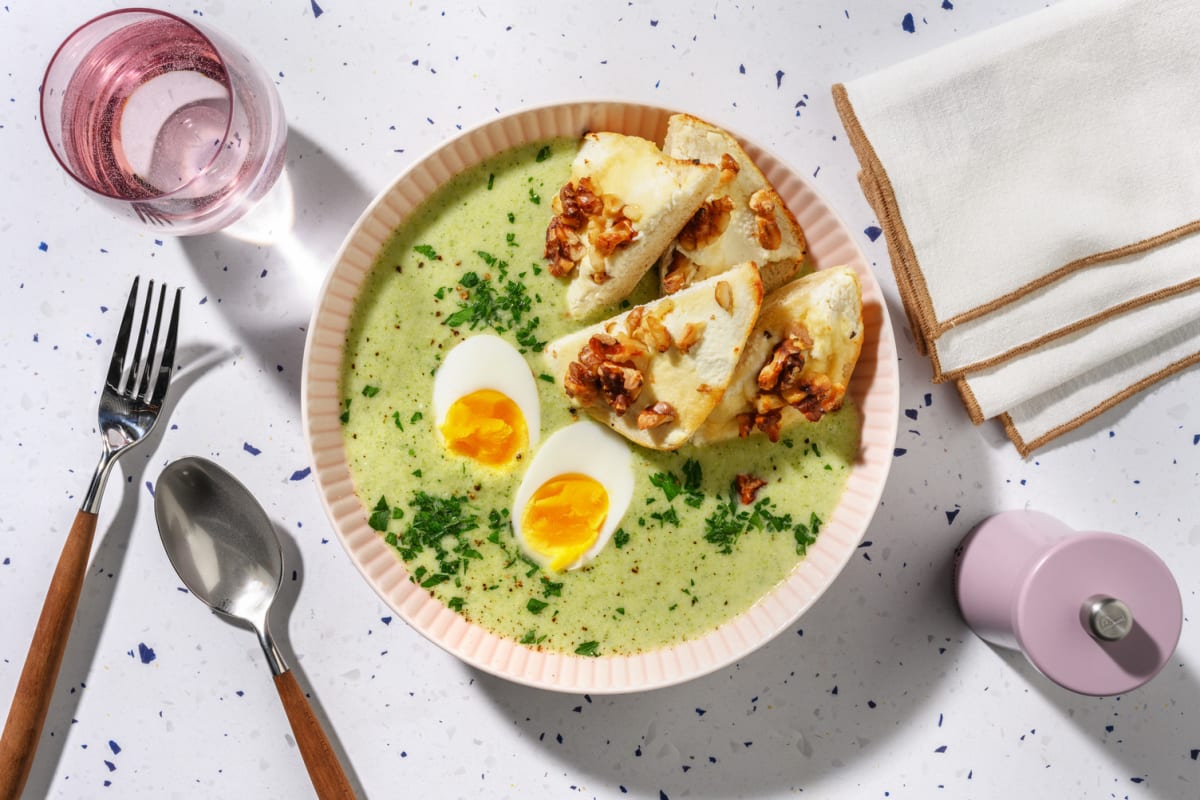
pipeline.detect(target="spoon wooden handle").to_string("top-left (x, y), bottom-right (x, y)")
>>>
top-left (273, 669), bottom-right (355, 799)
top-left (0, 510), bottom-right (98, 799)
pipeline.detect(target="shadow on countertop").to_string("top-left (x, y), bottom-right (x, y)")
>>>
top-left (178, 126), bottom-right (373, 407)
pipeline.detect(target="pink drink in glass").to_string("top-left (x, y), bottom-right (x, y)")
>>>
top-left (42, 10), bottom-right (287, 235)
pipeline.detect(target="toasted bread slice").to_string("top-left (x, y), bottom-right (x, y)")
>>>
top-left (659, 113), bottom-right (808, 295)
top-left (544, 132), bottom-right (719, 319)
top-left (545, 261), bottom-right (764, 451)
top-left (693, 265), bottom-right (862, 445)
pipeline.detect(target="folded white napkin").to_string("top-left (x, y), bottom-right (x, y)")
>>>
top-left (833, 0), bottom-right (1200, 454)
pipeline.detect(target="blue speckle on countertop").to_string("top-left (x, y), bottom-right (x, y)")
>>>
top-left (243, 442), bottom-right (262, 456)
top-left (108, 740), bottom-right (121, 755)
top-left (137, 643), bottom-right (156, 664)
top-left (38, 241), bottom-right (48, 251)
top-left (946, 508), bottom-right (960, 524)
top-left (290, 467), bottom-right (312, 481)
top-left (865, 225), bottom-right (882, 241)
top-left (311, 0), bottom-right (324, 18)
top-left (902, 12), bottom-right (916, 32)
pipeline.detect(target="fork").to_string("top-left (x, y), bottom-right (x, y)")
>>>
top-left (0, 277), bottom-right (180, 798)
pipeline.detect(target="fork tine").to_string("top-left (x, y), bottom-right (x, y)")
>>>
top-left (137, 284), bottom-right (166, 399)
top-left (123, 279), bottom-right (155, 395)
top-left (106, 277), bottom-right (140, 389)
top-left (150, 288), bottom-right (181, 406)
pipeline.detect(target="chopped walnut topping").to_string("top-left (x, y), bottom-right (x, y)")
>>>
top-left (662, 250), bottom-right (697, 294)
top-left (677, 196), bottom-right (734, 251)
top-left (714, 280), bottom-right (734, 313)
top-left (625, 306), bottom-right (644, 336)
top-left (564, 334), bottom-right (647, 416)
top-left (755, 216), bottom-right (783, 250)
top-left (642, 313), bottom-right (673, 353)
top-left (545, 217), bottom-right (586, 277)
top-left (735, 474), bottom-right (767, 505)
top-left (636, 401), bottom-right (677, 430)
top-left (676, 322), bottom-right (705, 354)
top-left (719, 153), bottom-right (740, 185)
top-left (545, 176), bottom-right (639, 276)
top-left (749, 188), bottom-right (783, 250)
top-left (596, 362), bottom-right (643, 415)
top-left (592, 215), bottom-right (636, 257)
top-left (745, 322), bottom-right (845, 433)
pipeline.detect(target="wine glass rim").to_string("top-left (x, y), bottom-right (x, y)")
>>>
top-left (40, 7), bottom-right (238, 202)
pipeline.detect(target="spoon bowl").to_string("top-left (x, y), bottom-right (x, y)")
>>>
top-left (154, 456), bottom-right (352, 799)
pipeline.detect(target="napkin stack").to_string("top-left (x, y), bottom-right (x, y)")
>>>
top-left (833, 0), bottom-right (1200, 455)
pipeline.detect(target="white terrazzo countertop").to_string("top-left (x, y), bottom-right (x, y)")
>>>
top-left (1, 2), bottom-right (1197, 798)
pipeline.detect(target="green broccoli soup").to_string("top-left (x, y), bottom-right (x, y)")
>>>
top-left (340, 137), bottom-right (859, 656)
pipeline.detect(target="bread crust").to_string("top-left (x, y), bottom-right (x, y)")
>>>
top-left (547, 132), bottom-right (719, 319)
top-left (693, 265), bottom-right (863, 445)
top-left (546, 261), bottom-right (765, 450)
top-left (659, 113), bottom-right (808, 295)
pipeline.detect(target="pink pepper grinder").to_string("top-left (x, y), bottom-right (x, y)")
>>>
top-left (954, 510), bottom-right (1182, 696)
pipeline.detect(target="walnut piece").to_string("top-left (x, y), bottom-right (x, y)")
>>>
top-left (719, 153), bottom-right (740, 185)
top-left (675, 322), bottom-right (705, 354)
top-left (662, 250), bottom-right (697, 294)
top-left (735, 474), bottom-right (767, 505)
top-left (714, 280), bottom-right (734, 313)
top-left (544, 217), bottom-right (585, 277)
top-left (545, 175), bottom-right (640, 276)
top-left (636, 401), bottom-right (677, 430)
top-left (746, 322), bottom-right (844, 432)
top-left (677, 196), bottom-right (734, 251)
top-left (564, 334), bottom-right (647, 416)
top-left (748, 188), bottom-right (783, 250)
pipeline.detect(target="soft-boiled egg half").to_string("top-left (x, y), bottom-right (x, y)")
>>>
top-left (432, 335), bottom-right (541, 468)
top-left (511, 421), bottom-right (634, 572)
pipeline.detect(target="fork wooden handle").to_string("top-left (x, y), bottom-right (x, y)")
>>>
top-left (273, 669), bottom-right (356, 799)
top-left (0, 510), bottom-right (97, 799)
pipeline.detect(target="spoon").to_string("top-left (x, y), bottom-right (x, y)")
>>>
top-left (154, 456), bottom-right (354, 800)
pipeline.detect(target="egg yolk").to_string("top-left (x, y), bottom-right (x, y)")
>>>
top-left (440, 389), bottom-right (527, 467)
top-left (521, 474), bottom-right (609, 572)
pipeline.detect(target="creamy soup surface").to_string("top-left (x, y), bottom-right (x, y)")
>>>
top-left (340, 137), bottom-right (860, 656)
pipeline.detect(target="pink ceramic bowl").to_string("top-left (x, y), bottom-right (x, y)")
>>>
top-left (301, 101), bottom-right (900, 693)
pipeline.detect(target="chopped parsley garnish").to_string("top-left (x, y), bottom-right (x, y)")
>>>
top-left (649, 460), bottom-right (704, 508)
top-left (535, 145), bottom-right (552, 162)
top-left (447, 597), bottom-right (465, 612)
top-left (440, 251), bottom-right (545, 351)
top-left (613, 528), bottom-right (630, 549)
top-left (392, 411), bottom-right (404, 430)
top-left (368, 496), bottom-right (391, 532)
top-left (520, 629), bottom-right (546, 646)
top-left (361, 384), bottom-right (380, 398)
top-left (385, 492), bottom-right (482, 583)
top-left (413, 244), bottom-right (439, 260)
top-left (526, 598), bottom-right (549, 615)
top-left (650, 507), bottom-right (680, 527)
top-left (507, 211), bottom-right (515, 223)
top-left (410, 411), bottom-right (423, 423)
top-left (538, 373), bottom-right (555, 383)
top-left (506, 232), bottom-right (517, 246)
top-left (339, 397), bottom-right (351, 424)
top-left (574, 640), bottom-right (600, 657)
top-left (486, 173), bottom-right (494, 190)
top-left (703, 483), bottom-right (824, 556)
top-left (540, 577), bottom-right (563, 598)
top-left (528, 187), bottom-right (541, 205)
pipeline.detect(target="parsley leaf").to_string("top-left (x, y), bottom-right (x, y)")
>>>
top-left (535, 145), bottom-right (552, 162)
top-left (526, 598), bottom-right (549, 615)
top-left (361, 384), bottom-right (380, 398)
top-left (649, 472), bottom-right (682, 502)
top-left (574, 640), bottom-right (600, 657)
top-left (440, 252), bottom-right (545, 350)
top-left (540, 577), bottom-right (563, 598)
top-left (613, 528), bottom-right (630, 549)
top-left (520, 629), bottom-right (546, 645)
top-left (339, 397), bottom-right (351, 424)
top-left (368, 496), bottom-right (391, 532)
top-left (392, 411), bottom-right (404, 430)
top-left (413, 244), bottom-right (439, 260)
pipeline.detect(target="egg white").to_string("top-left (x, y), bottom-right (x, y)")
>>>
top-left (431, 334), bottom-right (541, 450)
top-left (511, 420), bottom-right (634, 571)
